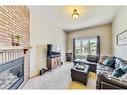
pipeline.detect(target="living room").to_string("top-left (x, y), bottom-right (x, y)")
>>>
top-left (0, 5), bottom-right (127, 90)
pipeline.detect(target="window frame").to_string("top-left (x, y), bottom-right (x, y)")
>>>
top-left (73, 36), bottom-right (99, 60)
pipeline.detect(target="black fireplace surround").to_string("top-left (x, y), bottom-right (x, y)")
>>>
top-left (0, 57), bottom-right (24, 89)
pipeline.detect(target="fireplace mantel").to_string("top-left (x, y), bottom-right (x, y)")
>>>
top-left (0, 46), bottom-right (32, 54)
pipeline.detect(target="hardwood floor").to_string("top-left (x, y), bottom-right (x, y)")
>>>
top-left (68, 72), bottom-right (96, 89)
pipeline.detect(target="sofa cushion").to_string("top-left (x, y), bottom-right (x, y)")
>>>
top-left (121, 64), bottom-right (127, 72)
top-left (120, 63), bottom-right (127, 73)
top-left (97, 63), bottom-right (113, 75)
top-left (111, 68), bottom-right (125, 78)
top-left (119, 60), bottom-right (127, 72)
top-left (115, 58), bottom-right (127, 72)
top-left (101, 56), bottom-right (115, 62)
top-left (115, 58), bottom-right (123, 68)
top-left (120, 73), bottom-right (127, 81)
top-left (102, 58), bottom-right (115, 67)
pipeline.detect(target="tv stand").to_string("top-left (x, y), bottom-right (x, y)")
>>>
top-left (47, 54), bottom-right (61, 70)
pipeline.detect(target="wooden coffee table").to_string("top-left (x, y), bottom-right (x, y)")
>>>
top-left (71, 64), bottom-right (90, 85)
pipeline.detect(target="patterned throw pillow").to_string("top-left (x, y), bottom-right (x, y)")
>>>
top-left (115, 58), bottom-right (123, 68)
top-left (122, 65), bottom-right (127, 72)
top-left (102, 58), bottom-right (115, 67)
top-left (112, 68), bottom-right (125, 78)
top-left (121, 64), bottom-right (127, 72)
top-left (115, 58), bottom-right (127, 73)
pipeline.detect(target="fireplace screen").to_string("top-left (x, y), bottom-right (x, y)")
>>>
top-left (0, 57), bottom-right (24, 89)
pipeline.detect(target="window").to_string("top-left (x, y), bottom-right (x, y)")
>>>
top-left (74, 37), bottom-right (98, 60)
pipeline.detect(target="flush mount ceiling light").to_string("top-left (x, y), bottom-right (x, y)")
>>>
top-left (71, 9), bottom-right (79, 19)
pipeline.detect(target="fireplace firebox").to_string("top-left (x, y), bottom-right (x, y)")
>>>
top-left (0, 57), bottom-right (24, 89)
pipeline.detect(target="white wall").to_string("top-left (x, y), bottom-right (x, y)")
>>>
top-left (112, 7), bottom-right (127, 59)
top-left (30, 8), bottom-right (66, 77)
top-left (66, 24), bottom-right (112, 59)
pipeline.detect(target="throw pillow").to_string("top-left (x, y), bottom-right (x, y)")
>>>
top-left (102, 58), bottom-right (115, 67)
top-left (115, 58), bottom-right (123, 68)
top-left (121, 64), bottom-right (127, 72)
top-left (116, 59), bottom-right (127, 73)
top-left (111, 68), bottom-right (125, 78)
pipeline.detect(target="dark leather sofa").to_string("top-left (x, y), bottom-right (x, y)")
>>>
top-left (96, 56), bottom-right (127, 89)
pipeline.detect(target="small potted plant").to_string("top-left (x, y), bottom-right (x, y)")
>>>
top-left (15, 35), bottom-right (21, 46)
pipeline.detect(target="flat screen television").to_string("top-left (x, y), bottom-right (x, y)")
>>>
top-left (47, 44), bottom-right (61, 56)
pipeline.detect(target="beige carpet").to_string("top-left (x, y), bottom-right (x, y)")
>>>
top-left (23, 62), bottom-right (96, 89)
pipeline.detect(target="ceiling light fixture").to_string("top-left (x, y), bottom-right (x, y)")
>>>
top-left (71, 9), bottom-right (79, 19)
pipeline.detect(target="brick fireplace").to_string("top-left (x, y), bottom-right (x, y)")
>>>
top-left (0, 6), bottom-right (30, 89)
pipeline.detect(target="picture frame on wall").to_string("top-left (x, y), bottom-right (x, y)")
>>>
top-left (117, 30), bottom-right (127, 46)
